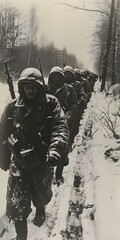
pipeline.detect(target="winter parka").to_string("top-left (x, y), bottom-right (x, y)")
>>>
top-left (46, 84), bottom-right (78, 130)
top-left (72, 81), bottom-right (87, 107)
top-left (0, 94), bottom-right (69, 220)
top-left (0, 94), bottom-right (69, 172)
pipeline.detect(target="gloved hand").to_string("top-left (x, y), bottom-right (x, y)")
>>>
top-left (47, 150), bottom-right (61, 167)
top-left (1, 140), bottom-right (11, 171)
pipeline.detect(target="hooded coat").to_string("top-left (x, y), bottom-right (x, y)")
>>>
top-left (0, 68), bottom-right (69, 220)
top-left (47, 66), bottom-right (78, 130)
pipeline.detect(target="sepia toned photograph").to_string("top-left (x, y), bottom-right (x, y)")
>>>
top-left (0, 0), bottom-right (120, 239)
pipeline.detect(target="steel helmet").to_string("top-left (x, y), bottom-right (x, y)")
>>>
top-left (18, 68), bottom-right (45, 98)
top-left (48, 66), bottom-right (64, 85)
top-left (79, 70), bottom-right (86, 78)
top-left (18, 67), bottom-right (44, 90)
top-left (74, 68), bottom-right (81, 75)
top-left (49, 66), bottom-right (64, 76)
top-left (64, 65), bottom-right (75, 76)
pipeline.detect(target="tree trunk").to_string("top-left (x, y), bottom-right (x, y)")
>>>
top-left (101, 0), bottom-right (115, 91)
top-left (111, 14), bottom-right (116, 85)
top-left (111, 0), bottom-right (119, 85)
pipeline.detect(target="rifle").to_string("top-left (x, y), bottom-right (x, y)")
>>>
top-left (63, 62), bottom-right (66, 68)
top-left (39, 58), bottom-right (45, 86)
top-left (4, 61), bottom-right (16, 99)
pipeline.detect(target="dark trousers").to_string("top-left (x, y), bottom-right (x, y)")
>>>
top-left (55, 164), bottom-right (64, 181)
top-left (14, 219), bottom-right (27, 240)
top-left (6, 165), bottom-right (52, 221)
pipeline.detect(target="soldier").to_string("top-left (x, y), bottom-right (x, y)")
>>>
top-left (64, 65), bottom-right (76, 85)
top-left (75, 69), bottom-right (92, 102)
top-left (88, 72), bottom-right (98, 91)
top-left (64, 65), bottom-right (86, 136)
top-left (47, 66), bottom-right (78, 185)
top-left (74, 68), bottom-right (87, 105)
top-left (0, 68), bottom-right (69, 240)
top-left (82, 70), bottom-right (98, 93)
top-left (74, 68), bottom-right (87, 135)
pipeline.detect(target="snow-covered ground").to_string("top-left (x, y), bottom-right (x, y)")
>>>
top-left (89, 90), bottom-right (120, 240)
top-left (0, 80), bottom-right (120, 239)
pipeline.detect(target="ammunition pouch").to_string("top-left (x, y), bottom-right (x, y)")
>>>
top-left (8, 134), bottom-right (48, 170)
top-left (1, 140), bottom-right (11, 171)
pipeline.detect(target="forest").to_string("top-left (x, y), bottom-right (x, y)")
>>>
top-left (0, 0), bottom-right (120, 92)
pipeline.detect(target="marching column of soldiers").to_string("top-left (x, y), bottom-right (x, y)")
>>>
top-left (0, 65), bottom-right (98, 240)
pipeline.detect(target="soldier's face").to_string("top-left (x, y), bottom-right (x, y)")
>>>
top-left (64, 71), bottom-right (74, 84)
top-left (50, 73), bottom-right (63, 88)
top-left (75, 73), bottom-right (81, 81)
top-left (23, 83), bottom-right (38, 99)
top-left (64, 71), bottom-right (73, 79)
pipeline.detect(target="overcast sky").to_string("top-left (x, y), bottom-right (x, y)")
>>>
top-left (2, 0), bottom-right (103, 71)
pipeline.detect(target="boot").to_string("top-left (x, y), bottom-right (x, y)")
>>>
top-left (14, 219), bottom-right (27, 240)
top-left (33, 207), bottom-right (45, 227)
top-left (56, 176), bottom-right (64, 187)
top-left (55, 165), bottom-right (64, 187)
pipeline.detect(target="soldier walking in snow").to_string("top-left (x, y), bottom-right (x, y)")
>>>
top-left (47, 66), bottom-right (78, 186)
top-left (74, 69), bottom-right (92, 102)
top-left (0, 67), bottom-right (69, 240)
top-left (73, 68), bottom-right (87, 135)
top-left (63, 65), bottom-right (85, 139)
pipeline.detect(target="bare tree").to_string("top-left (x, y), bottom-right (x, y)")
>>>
top-left (111, 0), bottom-right (119, 85)
top-left (59, 0), bottom-right (110, 75)
top-left (60, 0), bottom-right (120, 90)
top-left (100, 0), bottom-right (115, 91)
top-left (0, 3), bottom-right (23, 59)
top-left (59, 1), bottom-right (109, 16)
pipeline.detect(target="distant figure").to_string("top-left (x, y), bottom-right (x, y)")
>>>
top-left (75, 69), bottom-right (92, 102)
top-left (63, 65), bottom-right (85, 137)
top-left (74, 68), bottom-right (87, 134)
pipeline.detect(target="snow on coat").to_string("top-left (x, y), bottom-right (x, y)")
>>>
top-left (0, 94), bottom-right (69, 171)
